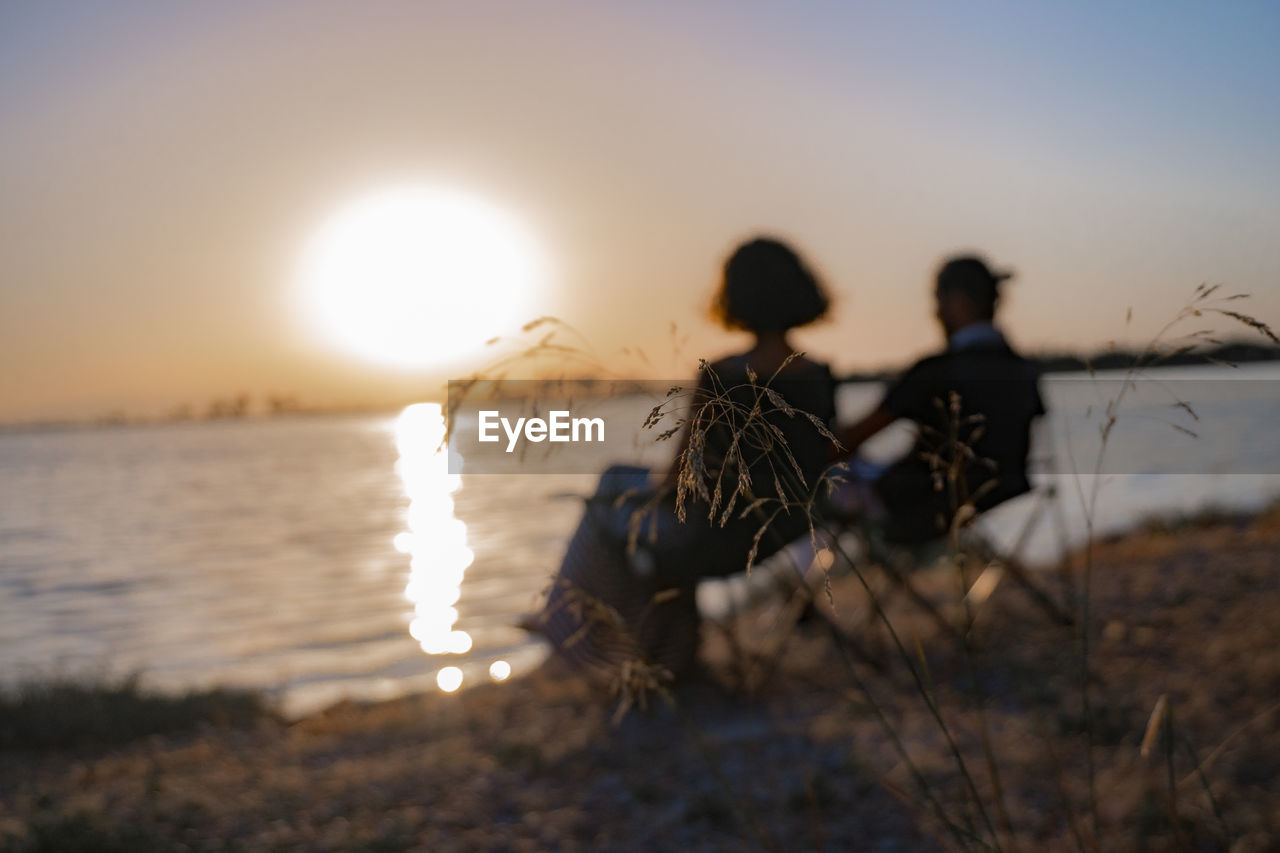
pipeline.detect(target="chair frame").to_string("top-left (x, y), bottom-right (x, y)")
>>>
top-left (704, 480), bottom-right (1075, 689)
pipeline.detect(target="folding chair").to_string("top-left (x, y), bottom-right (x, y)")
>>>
top-left (843, 483), bottom-right (1075, 640)
top-left (700, 449), bottom-right (1076, 686)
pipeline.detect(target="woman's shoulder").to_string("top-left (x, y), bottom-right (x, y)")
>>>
top-left (786, 354), bottom-right (833, 378)
top-left (701, 353), bottom-right (835, 418)
top-left (705, 352), bottom-right (832, 380)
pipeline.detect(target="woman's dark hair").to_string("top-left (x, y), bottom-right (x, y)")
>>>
top-left (711, 237), bottom-right (830, 332)
top-left (935, 254), bottom-right (1013, 321)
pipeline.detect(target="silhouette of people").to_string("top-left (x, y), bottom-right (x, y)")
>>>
top-left (833, 254), bottom-right (1045, 543)
top-left (531, 236), bottom-right (837, 682)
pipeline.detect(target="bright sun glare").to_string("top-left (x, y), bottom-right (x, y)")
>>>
top-left (296, 186), bottom-right (546, 369)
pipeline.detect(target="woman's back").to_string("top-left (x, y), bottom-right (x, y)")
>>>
top-left (660, 351), bottom-right (835, 583)
top-left (696, 352), bottom-right (836, 506)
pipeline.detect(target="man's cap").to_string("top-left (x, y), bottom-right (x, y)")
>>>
top-left (937, 255), bottom-right (1014, 290)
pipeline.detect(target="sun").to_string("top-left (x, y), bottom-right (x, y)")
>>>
top-left (295, 186), bottom-right (546, 370)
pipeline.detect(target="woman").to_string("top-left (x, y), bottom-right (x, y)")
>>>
top-left (533, 237), bottom-right (837, 684)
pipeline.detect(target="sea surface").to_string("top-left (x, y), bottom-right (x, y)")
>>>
top-left (2, 364), bottom-right (1277, 717)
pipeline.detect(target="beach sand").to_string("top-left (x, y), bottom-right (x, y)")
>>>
top-left (3, 507), bottom-right (1278, 851)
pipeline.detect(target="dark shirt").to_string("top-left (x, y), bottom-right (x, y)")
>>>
top-left (659, 354), bottom-right (836, 580)
top-left (696, 354), bottom-right (837, 501)
top-left (875, 339), bottom-right (1044, 542)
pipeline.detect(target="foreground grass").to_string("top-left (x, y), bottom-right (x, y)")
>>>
top-left (5, 813), bottom-right (177, 853)
top-left (2, 508), bottom-right (1277, 850)
top-left (0, 677), bottom-right (277, 752)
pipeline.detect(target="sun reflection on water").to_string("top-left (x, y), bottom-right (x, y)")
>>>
top-left (395, 403), bottom-right (475, 689)
top-left (436, 666), bottom-right (464, 693)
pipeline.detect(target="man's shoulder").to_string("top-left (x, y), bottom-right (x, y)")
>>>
top-left (889, 344), bottom-right (1041, 403)
top-left (912, 342), bottom-right (1037, 371)
top-left (898, 349), bottom-right (951, 381)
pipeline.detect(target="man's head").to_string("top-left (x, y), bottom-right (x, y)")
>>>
top-left (934, 254), bottom-right (1013, 337)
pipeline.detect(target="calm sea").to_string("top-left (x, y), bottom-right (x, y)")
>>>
top-left (2, 364), bottom-right (1277, 716)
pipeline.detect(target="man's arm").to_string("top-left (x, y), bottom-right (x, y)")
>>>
top-left (833, 406), bottom-right (897, 460)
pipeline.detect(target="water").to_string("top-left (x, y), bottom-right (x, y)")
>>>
top-left (2, 364), bottom-right (1277, 716)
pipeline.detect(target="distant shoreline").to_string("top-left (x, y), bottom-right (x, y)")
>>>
top-left (837, 339), bottom-right (1280, 384)
top-left (0, 403), bottom-right (412, 436)
top-left (3, 341), bottom-right (1276, 433)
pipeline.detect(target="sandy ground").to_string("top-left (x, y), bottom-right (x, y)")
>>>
top-left (3, 508), bottom-right (1279, 851)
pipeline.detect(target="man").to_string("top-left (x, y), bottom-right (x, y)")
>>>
top-left (835, 254), bottom-right (1045, 543)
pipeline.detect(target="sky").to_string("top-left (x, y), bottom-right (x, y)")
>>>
top-left (3, 1), bottom-right (1278, 422)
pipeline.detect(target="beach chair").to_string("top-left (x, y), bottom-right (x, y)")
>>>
top-left (803, 413), bottom-right (1076, 638)
top-left (700, 465), bottom-right (1075, 687)
top-left (838, 480), bottom-right (1075, 638)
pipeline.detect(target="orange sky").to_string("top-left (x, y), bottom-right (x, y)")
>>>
top-left (3, 2), bottom-right (1278, 422)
